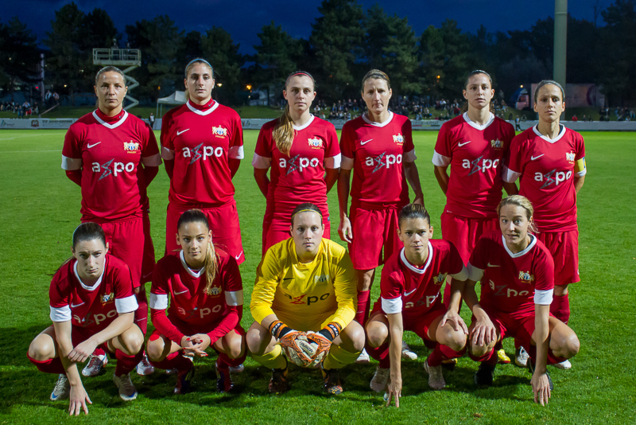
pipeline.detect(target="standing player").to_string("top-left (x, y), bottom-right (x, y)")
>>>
top-left (338, 69), bottom-right (424, 362)
top-left (503, 80), bottom-right (586, 369)
top-left (61, 66), bottom-right (161, 377)
top-left (248, 203), bottom-right (364, 395)
top-left (432, 70), bottom-right (516, 365)
top-left (464, 196), bottom-right (580, 405)
top-left (27, 223), bottom-right (144, 415)
top-left (253, 71), bottom-right (340, 254)
top-left (366, 204), bottom-right (469, 404)
top-left (147, 209), bottom-right (246, 394)
top-left (161, 58), bottom-right (245, 263)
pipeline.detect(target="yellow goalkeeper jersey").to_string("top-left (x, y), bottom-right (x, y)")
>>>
top-left (251, 238), bottom-right (357, 331)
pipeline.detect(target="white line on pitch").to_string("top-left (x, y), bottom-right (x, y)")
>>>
top-left (0, 149), bottom-right (62, 153)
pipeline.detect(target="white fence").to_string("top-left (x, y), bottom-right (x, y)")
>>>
top-left (3, 117), bottom-right (636, 132)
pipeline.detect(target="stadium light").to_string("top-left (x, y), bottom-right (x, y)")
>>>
top-left (217, 83), bottom-right (222, 87)
top-left (520, 85), bottom-right (524, 88)
top-left (246, 85), bottom-right (252, 90)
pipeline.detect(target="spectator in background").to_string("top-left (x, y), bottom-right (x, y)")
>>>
top-left (148, 112), bottom-right (155, 129)
top-left (571, 114), bottom-right (578, 122)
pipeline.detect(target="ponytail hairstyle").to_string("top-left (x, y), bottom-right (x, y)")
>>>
top-left (497, 195), bottom-right (538, 234)
top-left (184, 58), bottom-right (214, 102)
top-left (290, 202), bottom-right (323, 227)
top-left (273, 71), bottom-right (315, 156)
top-left (177, 209), bottom-right (219, 295)
top-left (533, 79), bottom-right (565, 104)
top-left (461, 69), bottom-right (495, 114)
top-left (398, 203), bottom-right (431, 228)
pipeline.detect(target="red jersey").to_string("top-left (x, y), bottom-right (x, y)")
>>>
top-left (340, 113), bottom-right (416, 205)
top-left (49, 254), bottom-right (138, 332)
top-left (252, 115), bottom-right (340, 214)
top-left (504, 125), bottom-right (586, 232)
top-left (161, 100), bottom-right (244, 207)
top-left (468, 231), bottom-right (555, 314)
top-left (379, 240), bottom-right (467, 317)
top-left (149, 250), bottom-right (243, 326)
top-left (62, 109), bottom-right (161, 222)
top-left (432, 113), bottom-right (515, 218)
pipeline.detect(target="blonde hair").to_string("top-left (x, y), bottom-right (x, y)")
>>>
top-left (177, 209), bottom-right (218, 295)
top-left (361, 69), bottom-right (391, 92)
top-left (273, 71), bottom-right (315, 156)
top-left (184, 59), bottom-right (214, 102)
top-left (497, 195), bottom-right (538, 233)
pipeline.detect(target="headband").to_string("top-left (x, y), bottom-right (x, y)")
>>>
top-left (286, 71), bottom-right (314, 84)
top-left (185, 58), bottom-right (214, 78)
top-left (291, 208), bottom-right (322, 219)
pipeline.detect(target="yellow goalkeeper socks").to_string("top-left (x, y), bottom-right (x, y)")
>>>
top-left (251, 344), bottom-right (288, 370)
top-left (323, 345), bottom-right (361, 370)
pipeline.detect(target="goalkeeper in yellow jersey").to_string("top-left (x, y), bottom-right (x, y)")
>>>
top-left (248, 203), bottom-right (364, 395)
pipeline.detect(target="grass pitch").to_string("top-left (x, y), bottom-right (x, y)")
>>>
top-left (0, 128), bottom-right (634, 424)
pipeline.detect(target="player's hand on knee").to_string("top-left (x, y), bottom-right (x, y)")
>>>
top-left (531, 372), bottom-right (551, 406)
top-left (68, 385), bottom-right (92, 416)
top-left (470, 316), bottom-right (496, 346)
top-left (338, 216), bottom-right (353, 243)
top-left (441, 309), bottom-right (468, 334)
top-left (69, 338), bottom-right (98, 363)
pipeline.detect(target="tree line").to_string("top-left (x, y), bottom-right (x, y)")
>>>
top-left (2, 0), bottom-right (636, 107)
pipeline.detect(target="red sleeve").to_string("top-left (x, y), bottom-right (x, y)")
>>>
top-left (254, 125), bottom-right (273, 158)
top-left (380, 264), bottom-right (404, 301)
top-left (575, 132), bottom-right (586, 160)
top-left (221, 254), bottom-right (243, 293)
top-left (506, 135), bottom-right (525, 174)
top-left (206, 306), bottom-right (240, 345)
top-left (231, 113), bottom-right (244, 149)
top-left (113, 260), bottom-right (137, 295)
top-left (141, 122), bottom-right (160, 158)
top-left (469, 237), bottom-right (489, 270)
top-left (434, 122), bottom-right (451, 157)
top-left (324, 124), bottom-right (340, 158)
top-left (160, 112), bottom-right (174, 152)
top-left (445, 241), bottom-right (465, 274)
top-left (49, 270), bottom-right (70, 308)
top-left (340, 122), bottom-right (354, 159)
top-left (534, 248), bottom-right (555, 292)
top-left (151, 309), bottom-right (186, 344)
top-left (65, 170), bottom-right (82, 186)
top-left (62, 124), bottom-right (83, 160)
top-left (402, 118), bottom-right (414, 153)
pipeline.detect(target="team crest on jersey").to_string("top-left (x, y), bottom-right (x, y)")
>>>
top-left (491, 139), bottom-right (504, 149)
top-left (123, 141), bottom-right (141, 154)
top-left (489, 280), bottom-right (496, 290)
top-left (393, 133), bottom-right (404, 144)
top-left (566, 152), bottom-right (576, 162)
top-left (101, 293), bottom-right (114, 304)
top-left (212, 126), bottom-right (228, 137)
top-left (308, 137), bottom-right (323, 149)
top-left (314, 274), bottom-right (329, 283)
top-left (518, 271), bottom-right (534, 283)
top-left (434, 273), bottom-right (447, 285)
top-left (208, 286), bottom-right (222, 296)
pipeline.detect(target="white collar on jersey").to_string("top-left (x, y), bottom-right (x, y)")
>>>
top-left (186, 99), bottom-right (220, 116)
top-left (399, 242), bottom-right (433, 275)
top-left (462, 112), bottom-right (495, 131)
top-left (362, 111), bottom-right (394, 127)
top-left (532, 124), bottom-right (566, 143)
top-left (73, 257), bottom-right (106, 291)
top-left (92, 110), bottom-right (128, 130)
top-left (292, 114), bottom-right (315, 131)
top-left (180, 250), bottom-right (204, 278)
top-left (502, 234), bottom-right (537, 258)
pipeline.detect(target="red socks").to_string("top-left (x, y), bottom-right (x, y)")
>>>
top-left (550, 293), bottom-right (570, 324)
top-left (468, 347), bottom-right (498, 366)
top-left (27, 354), bottom-right (65, 374)
top-left (356, 290), bottom-right (371, 325)
top-left (366, 341), bottom-right (391, 369)
top-left (427, 343), bottom-right (466, 367)
top-left (115, 349), bottom-right (143, 377)
top-left (216, 352), bottom-right (245, 369)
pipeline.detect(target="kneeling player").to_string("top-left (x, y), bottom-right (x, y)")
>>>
top-left (464, 195), bottom-right (580, 405)
top-left (27, 223), bottom-right (143, 415)
top-left (147, 209), bottom-right (246, 394)
top-left (366, 204), bottom-right (469, 406)
top-left (248, 203), bottom-right (364, 395)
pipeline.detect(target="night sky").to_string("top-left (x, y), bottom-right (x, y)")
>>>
top-left (3, 0), bottom-right (610, 54)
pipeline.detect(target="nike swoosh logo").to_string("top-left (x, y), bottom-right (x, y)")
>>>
top-left (360, 139), bottom-right (373, 145)
top-left (177, 129), bottom-right (190, 136)
top-left (531, 154), bottom-right (545, 161)
top-left (404, 288), bottom-right (417, 297)
top-left (142, 272), bottom-right (153, 279)
top-left (174, 290), bottom-right (189, 295)
top-left (87, 142), bottom-right (101, 149)
top-left (487, 263), bottom-right (500, 267)
top-left (458, 141), bottom-right (471, 147)
top-left (234, 251), bottom-right (243, 260)
top-left (70, 302), bottom-right (85, 308)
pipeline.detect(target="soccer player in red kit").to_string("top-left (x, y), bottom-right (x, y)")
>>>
top-left (147, 209), bottom-right (246, 394)
top-left (253, 71), bottom-right (340, 254)
top-left (464, 196), bottom-right (579, 405)
top-left (161, 59), bottom-right (245, 263)
top-left (61, 66), bottom-right (161, 377)
top-left (365, 204), bottom-right (469, 405)
top-left (432, 70), bottom-right (516, 365)
top-left (338, 69), bottom-right (424, 362)
top-left (27, 223), bottom-right (144, 415)
top-left (503, 80), bottom-right (586, 369)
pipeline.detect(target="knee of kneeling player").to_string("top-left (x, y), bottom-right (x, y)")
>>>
top-left (121, 331), bottom-right (144, 355)
top-left (469, 342), bottom-right (490, 358)
top-left (445, 332), bottom-right (467, 352)
top-left (146, 338), bottom-right (165, 361)
top-left (347, 327), bottom-right (366, 352)
top-left (366, 328), bottom-right (388, 348)
top-left (246, 329), bottom-right (267, 355)
top-left (562, 333), bottom-right (580, 358)
top-left (227, 340), bottom-right (244, 359)
top-left (28, 337), bottom-right (53, 361)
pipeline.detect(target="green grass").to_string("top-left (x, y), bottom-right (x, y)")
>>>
top-left (0, 129), bottom-right (634, 424)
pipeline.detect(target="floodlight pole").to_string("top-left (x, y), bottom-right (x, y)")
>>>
top-left (554, 0), bottom-right (567, 88)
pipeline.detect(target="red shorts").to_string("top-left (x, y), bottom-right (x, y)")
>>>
top-left (96, 215), bottom-right (155, 286)
top-left (150, 317), bottom-right (245, 342)
top-left (349, 202), bottom-right (403, 270)
top-left (261, 203), bottom-right (331, 256)
top-left (71, 325), bottom-right (118, 354)
top-left (537, 230), bottom-right (580, 286)
top-left (166, 200), bottom-right (244, 264)
top-left (441, 212), bottom-right (499, 264)
top-left (370, 299), bottom-right (446, 343)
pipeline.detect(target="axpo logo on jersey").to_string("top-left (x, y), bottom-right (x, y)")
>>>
top-left (464, 155), bottom-right (500, 175)
top-left (182, 143), bottom-right (226, 164)
top-left (92, 159), bottom-right (135, 180)
top-left (367, 151), bottom-right (402, 173)
top-left (74, 308), bottom-right (117, 326)
top-left (280, 154), bottom-right (320, 174)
